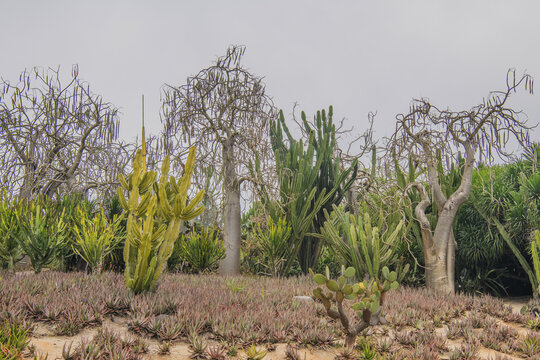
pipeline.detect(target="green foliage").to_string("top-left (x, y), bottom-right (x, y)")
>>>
top-left (312, 264), bottom-right (401, 348)
top-left (252, 216), bottom-right (291, 277)
top-left (319, 205), bottom-right (408, 281)
top-left (117, 145), bottom-right (204, 293)
top-left (19, 201), bottom-right (67, 273)
top-left (252, 106), bottom-right (357, 275)
top-left (532, 230), bottom-right (540, 297)
top-left (0, 193), bottom-right (24, 271)
top-left (244, 345), bottom-right (267, 360)
top-left (0, 321), bottom-right (30, 359)
top-left (51, 194), bottom-right (97, 271)
top-left (72, 208), bottom-right (124, 273)
top-left (178, 226), bottom-right (225, 273)
top-left (466, 145), bottom-right (540, 296)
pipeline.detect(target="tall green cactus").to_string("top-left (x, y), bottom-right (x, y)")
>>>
top-left (252, 107), bottom-right (357, 274)
top-left (117, 144), bottom-right (204, 293)
top-left (299, 107), bottom-right (358, 273)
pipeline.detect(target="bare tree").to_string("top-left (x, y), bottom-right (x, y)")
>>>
top-left (0, 66), bottom-right (121, 199)
top-left (391, 69), bottom-right (534, 295)
top-left (161, 45), bottom-right (277, 275)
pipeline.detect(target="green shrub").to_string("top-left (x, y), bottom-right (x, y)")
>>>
top-left (319, 205), bottom-right (408, 281)
top-left (179, 226), bottom-right (225, 273)
top-left (0, 321), bottom-right (30, 359)
top-left (19, 201), bottom-right (68, 273)
top-left (253, 216), bottom-right (291, 277)
top-left (0, 193), bottom-right (24, 271)
top-left (72, 208), bottom-right (124, 273)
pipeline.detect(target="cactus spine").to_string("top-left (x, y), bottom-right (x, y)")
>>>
top-left (117, 136), bottom-right (204, 293)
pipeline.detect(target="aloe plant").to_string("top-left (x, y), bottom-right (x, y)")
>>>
top-left (19, 201), bottom-right (68, 273)
top-left (179, 226), bottom-right (225, 273)
top-left (117, 135), bottom-right (204, 292)
top-left (72, 208), bottom-right (124, 273)
top-left (253, 216), bottom-right (292, 277)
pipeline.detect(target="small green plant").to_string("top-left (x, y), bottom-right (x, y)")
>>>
top-left (253, 216), bottom-right (292, 277)
top-left (72, 208), bottom-right (124, 273)
top-left (312, 265), bottom-right (400, 349)
top-left (227, 278), bottom-right (244, 294)
top-left (188, 332), bottom-right (207, 359)
top-left (244, 345), bottom-right (267, 360)
top-left (0, 321), bottom-right (30, 359)
top-left (179, 226), bottom-right (225, 273)
top-left (157, 341), bottom-right (171, 355)
top-left (527, 316), bottom-right (540, 330)
top-left (19, 201), bottom-right (68, 273)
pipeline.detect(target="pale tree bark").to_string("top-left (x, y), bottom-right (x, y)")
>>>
top-left (220, 138), bottom-right (242, 275)
top-left (396, 69), bottom-right (534, 295)
top-left (161, 46), bottom-right (277, 276)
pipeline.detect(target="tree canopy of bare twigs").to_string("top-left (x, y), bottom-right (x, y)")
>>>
top-left (391, 69), bottom-right (534, 295)
top-left (0, 65), bottom-right (125, 200)
top-left (161, 45), bottom-right (277, 275)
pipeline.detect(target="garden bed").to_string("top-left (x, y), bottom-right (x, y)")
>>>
top-left (0, 272), bottom-right (538, 359)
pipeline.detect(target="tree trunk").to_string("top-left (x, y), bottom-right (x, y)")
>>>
top-left (219, 139), bottom-right (241, 276)
top-left (447, 228), bottom-right (456, 293)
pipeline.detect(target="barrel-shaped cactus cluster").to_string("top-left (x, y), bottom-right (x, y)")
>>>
top-left (117, 146), bottom-right (204, 293)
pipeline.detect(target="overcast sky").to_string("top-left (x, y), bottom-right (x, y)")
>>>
top-left (1, 1), bottom-right (539, 151)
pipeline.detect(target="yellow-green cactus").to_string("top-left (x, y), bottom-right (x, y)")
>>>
top-left (117, 146), bottom-right (204, 293)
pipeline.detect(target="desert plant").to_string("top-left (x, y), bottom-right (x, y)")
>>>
top-left (0, 193), bottom-right (24, 271)
top-left (179, 226), bottom-right (225, 273)
top-left (319, 205), bottom-right (408, 281)
top-left (244, 345), bottom-right (267, 360)
top-left (312, 265), bottom-right (400, 349)
top-left (72, 208), bottom-right (124, 273)
top-left (0, 321), bottom-right (30, 359)
top-left (253, 216), bottom-right (291, 277)
top-left (19, 201), bottom-right (67, 273)
top-left (531, 230), bottom-right (540, 297)
top-left (117, 130), bottom-right (204, 292)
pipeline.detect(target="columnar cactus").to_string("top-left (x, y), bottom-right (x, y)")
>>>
top-left (312, 265), bottom-right (400, 349)
top-left (117, 145), bottom-right (204, 293)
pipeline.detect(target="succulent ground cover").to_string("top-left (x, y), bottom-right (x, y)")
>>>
top-left (0, 271), bottom-right (539, 359)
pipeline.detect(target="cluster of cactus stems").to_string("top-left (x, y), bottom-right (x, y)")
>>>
top-left (117, 127), bottom-right (204, 293)
top-left (312, 265), bottom-right (399, 349)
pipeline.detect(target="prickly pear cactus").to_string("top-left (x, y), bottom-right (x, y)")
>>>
top-left (311, 265), bottom-right (400, 348)
top-left (117, 146), bottom-right (204, 293)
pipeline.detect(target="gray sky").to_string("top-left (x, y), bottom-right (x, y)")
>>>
top-left (2, 1), bottom-right (539, 151)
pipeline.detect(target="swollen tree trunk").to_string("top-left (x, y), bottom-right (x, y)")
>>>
top-left (219, 139), bottom-right (241, 276)
top-left (407, 144), bottom-right (473, 295)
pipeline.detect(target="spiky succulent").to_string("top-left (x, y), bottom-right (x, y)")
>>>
top-left (117, 145), bottom-right (204, 293)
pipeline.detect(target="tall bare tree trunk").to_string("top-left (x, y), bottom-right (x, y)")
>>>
top-left (219, 139), bottom-right (241, 276)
